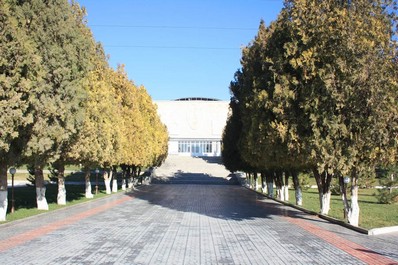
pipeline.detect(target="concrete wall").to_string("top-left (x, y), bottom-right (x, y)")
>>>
top-left (155, 100), bottom-right (229, 156)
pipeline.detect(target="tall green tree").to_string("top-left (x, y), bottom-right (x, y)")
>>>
top-left (68, 44), bottom-right (119, 197)
top-left (51, 1), bottom-right (97, 205)
top-left (17, 0), bottom-right (95, 209)
top-left (135, 86), bottom-right (168, 169)
top-left (278, 0), bottom-right (398, 225)
top-left (222, 98), bottom-right (246, 173)
top-left (0, 0), bottom-right (41, 220)
top-left (226, 0), bottom-right (398, 226)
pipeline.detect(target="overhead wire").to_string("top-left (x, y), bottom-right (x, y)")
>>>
top-left (91, 24), bottom-right (252, 50)
top-left (89, 24), bottom-right (257, 31)
top-left (103, 44), bottom-right (241, 50)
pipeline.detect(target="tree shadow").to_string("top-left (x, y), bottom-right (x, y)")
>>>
top-left (128, 181), bottom-right (329, 224)
top-left (7, 184), bottom-right (90, 212)
top-left (151, 171), bottom-right (239, 185)
top-left (198, 156), bottom-right (224, 165)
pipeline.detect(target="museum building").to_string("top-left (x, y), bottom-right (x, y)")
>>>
top-left (155, 98), bottom-right (229, 157)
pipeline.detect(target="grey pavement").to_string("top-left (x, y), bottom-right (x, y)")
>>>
top-left (0, 155), bottom-right (397, 264)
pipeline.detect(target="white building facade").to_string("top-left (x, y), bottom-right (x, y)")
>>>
top-left (155, 98), bottom-right (229, 157)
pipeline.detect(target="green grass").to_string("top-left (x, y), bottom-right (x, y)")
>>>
top-left (285, 188), bottom-right (398, 229)
top-left (4, 183), bottom-right (115, 223)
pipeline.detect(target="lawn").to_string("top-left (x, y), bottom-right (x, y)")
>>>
top-left (4, 171), bottom-right (397, 229)
top-left (285, 188), bottom-right (398, 229)
top-left (4, 182), bottom-right (114, 223)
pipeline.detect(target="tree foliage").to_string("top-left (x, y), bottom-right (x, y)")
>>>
top-left (0, 0), bottom-right (168, 217)
top-left (223, 0), bottom-right (398, 224)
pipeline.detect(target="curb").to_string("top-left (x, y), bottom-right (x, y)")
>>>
top-left (368, 226), bottom-right (398, 235)
top-left (243, 185), bottom-right (397, 236)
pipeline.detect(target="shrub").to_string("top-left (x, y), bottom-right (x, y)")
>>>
top-left (376, 172), bottom-right (398, 204)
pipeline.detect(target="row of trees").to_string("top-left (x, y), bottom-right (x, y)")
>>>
top-left (0, 0), bottom-right (168, 221)
top-left (222, 0), bottom-right (398, 226)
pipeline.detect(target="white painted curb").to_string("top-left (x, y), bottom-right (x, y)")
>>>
top-left (368, 226), bottom-right (398, 236)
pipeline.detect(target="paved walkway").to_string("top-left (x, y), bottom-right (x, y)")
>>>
top-left (0, 156), bottom-right (397, 264)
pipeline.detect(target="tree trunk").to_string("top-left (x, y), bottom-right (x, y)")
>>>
top-left (121, 178), bottom-right (126, 191)
top-left (339, 176), bottom-right (350, 219)
top-left (57, 164), bottom-right (66, 205)
top-left (0, 163), bottom-right (8, 221)
top-left (389, 173), bottom-right (394, 194)
top-left (85, 170), bottom-right (93, 198)
top-left (348, 174), bottom-right (360, 226)
top-left (275, 171), bottom-right (284, 201)
top-left (112, 166), bottom-right (118, 193)
top-left (132, 165), bottom-right (137, 186)
top-left (260, 172), bottom-right (266, 193)
top-left (127, 166), bottom-right (133, 189)
top-left (277, 188), bottom-right (284, 201)
top-left (35, 165), bottom-right (48, 210)
top-left (121, 165), bottom-right (127, 191)
top-left (254, 172), bottom-right (259, 191)
top-left (137, 167), bottom-right (142, 184)
top-left (292, 171), bottom-right (302, 206)
top-left (104, 170), bottom-right (111, 194)
top-left (320, 191), bottom-right (331, 215)
top-left (313, 169), bottom-right (332, 215)
top-left (284, 172), bottom-right (289, 201)
top-left (265, 170), bottom-right (274, 198)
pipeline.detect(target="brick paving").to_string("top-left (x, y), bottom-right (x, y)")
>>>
top-left (0, 156), bottom-right (397, 264)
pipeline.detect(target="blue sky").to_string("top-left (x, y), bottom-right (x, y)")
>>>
top-left (77, 0), bottom-right (284, 101)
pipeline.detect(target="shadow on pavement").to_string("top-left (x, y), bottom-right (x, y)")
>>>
top-left (138, 155), bottom-right (324, 222)
top-left (198, 156), bottom-right (224, 165)
top-left (127, 182), bottom-right (318, 223)
top-left (151, 171), bottom-right (239, 185)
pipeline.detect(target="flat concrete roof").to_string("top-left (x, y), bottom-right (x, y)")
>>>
top-left (155, 100), bottom-right (229, 139)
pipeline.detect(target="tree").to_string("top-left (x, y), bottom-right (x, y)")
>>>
top-left (68, 44), bottom-right (119, 198)
top-left (51, 1), bottom-right (97, 205)
top-left (222, 97), bottom-right (247, 173)
top-left (0, 0), bottom-right (40, 220)
top-left (226, 0), bottom-right (398, 226)
top-left (279, 0), bottom-right (398, 225)
top-left (17, 0), bottom-right (95, 209)
top-left (376, 166), bottom-right (398, 204)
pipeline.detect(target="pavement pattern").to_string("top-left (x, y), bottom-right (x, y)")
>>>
top-left (0, 155), bottom-right (397, 264)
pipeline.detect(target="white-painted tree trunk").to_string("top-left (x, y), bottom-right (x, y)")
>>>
top-left (267, 182), bottom-right (274, 198)
top-left (348, 185), bottom-right (360, 226)
top-left (291, 171), bottom-right (302, 205)
top-left (112, 178), bottom-right (118, 192)
top-left (261, 179), bottom-right (266, 194)
top-left (320, 191), bottom-right (331, 215)
top-left (105, 179), bottom-right (111, 194)
top-left (36, 187), bottom-right (49, 210)
top-left (284, 185), bottom-right (289, 201)
top-left (295, 186), bottom-right (303, 206)
top-left (35, 167), bottom-right (48, 210)
top-left (57, 176), bottom-right (66, 205)
top-left (0, 164), bottom-right (8, 221)
top-left (85, 171), bottom-right (93, 198)
top-left (128, 177), bottom-right (133, 189)
top-left (0, 190), bottom-right (7, 221)
top-left (111, 171), bottom-right (117, 192)
top-left (277, 187), bottom-right (284, 201)
top-left (103, 171), bottom-right (111, 194)
top-left (121, 178), bottom-right (126, 191)
top-left (255, 179), bottom-right (260, 191)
